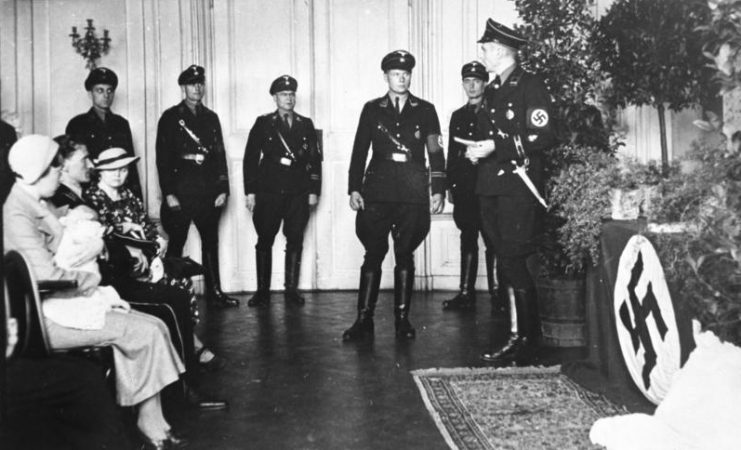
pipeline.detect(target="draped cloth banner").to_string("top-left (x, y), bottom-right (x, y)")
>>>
top-left (411, 366), bottom-right (626, 450)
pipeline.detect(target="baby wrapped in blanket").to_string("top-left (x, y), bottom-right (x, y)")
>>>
top-left (45, 205), bottom-right (129, 330)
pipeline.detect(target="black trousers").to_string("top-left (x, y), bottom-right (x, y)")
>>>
top-left (355, 202), bottom-right (430, 271)
top-left (161, 195), bottom-right (221, 259)
top-left (1, 356), bottom-right (130, 450)
top-left (253, 191), bottom-right (310, 253)
top-left (478, 195), bottom-right (540, 290)
top-left (451, 188), bottom-right (493, 253)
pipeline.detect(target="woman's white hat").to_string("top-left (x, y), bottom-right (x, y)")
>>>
top-left (8, 135), bottom-right (60, 184)
top-left (93, 147), bottom-right (140, 170)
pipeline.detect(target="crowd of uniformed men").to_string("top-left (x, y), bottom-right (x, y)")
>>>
top-left (0, 17), bottom-right (556, 448)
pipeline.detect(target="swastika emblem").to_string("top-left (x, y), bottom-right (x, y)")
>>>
top-left (529, 109), bottom-right (549, 127)
top-left (613, 235), bottom-right (681, 405)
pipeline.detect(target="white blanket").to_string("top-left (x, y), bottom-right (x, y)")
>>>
top-left (590, 325), bottom-right (741, 450)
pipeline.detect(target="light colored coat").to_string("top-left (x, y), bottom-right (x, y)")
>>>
top-left (3, 183), bottom-right (87, 286)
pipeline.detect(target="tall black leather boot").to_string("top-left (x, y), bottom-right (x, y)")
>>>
top-left (204, 245), bottom-right (239, 308)
top-left (510, 288), bottom-right (541, 365)
top-left (394, 267), bottom-right (416, 340)
top-left (342, 269), bottom-right (381, 341)
top-left (284, 250), bottom-right (305, 305)
top-left (248, 250), bottom-right (272, 307)
top-left (443, 250), bottom-right (478, 311)
top-left (486, 250), bottom-right (497, 297)
top-left (481, 285), bottom-right (533, 363)
top-left (487, 264), bottom-right (510, 317)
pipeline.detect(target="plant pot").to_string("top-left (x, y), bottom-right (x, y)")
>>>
top-left (535, 276), bottom-right (586, 347)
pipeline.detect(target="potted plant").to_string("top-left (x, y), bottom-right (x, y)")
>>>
top-left (536, 144), bottom-right (624, 347)
top-left (593, 0), bottom-right (716, 172)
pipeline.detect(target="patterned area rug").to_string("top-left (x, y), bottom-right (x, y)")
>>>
top-left (411, 366), bottom-right (626, 450)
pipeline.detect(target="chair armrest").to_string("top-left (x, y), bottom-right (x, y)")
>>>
top-left (37, 280), bottom-right (78, 293)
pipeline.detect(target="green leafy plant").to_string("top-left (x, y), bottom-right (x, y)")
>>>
top-left (700, 0), bottom-right (741, 94)
top-left (541, 145), bottom-right (622, 278)
top-left (593, 0), bottom-right (716, 171)
top-left (653, 133), bottom-right (741, 344)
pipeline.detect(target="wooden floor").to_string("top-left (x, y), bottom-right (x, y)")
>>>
top-left (172, 290), bottom-right (587, 450)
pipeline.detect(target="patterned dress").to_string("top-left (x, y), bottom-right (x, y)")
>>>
top-left (84, 184), bottom-right (200, 324)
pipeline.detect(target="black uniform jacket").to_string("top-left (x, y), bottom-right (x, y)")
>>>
top-left (155, 101), bottom-right (230, 199)
top-left (348, 93), bottom-right (446, 204)
top-left (66, 108), bottom-right (142, 199)
top-left (447, 103), bottom-right (484, 195)
top-left (475, 66), bottom-right (556, 197)
top-left (242, 111), bottom-right (322, 196)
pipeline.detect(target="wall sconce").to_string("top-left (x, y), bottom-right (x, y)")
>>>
top-left (69, 19), bottom-right (111, 70)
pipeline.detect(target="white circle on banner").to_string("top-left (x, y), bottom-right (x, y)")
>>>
top-left (613, 234), bottom-right (681, 405)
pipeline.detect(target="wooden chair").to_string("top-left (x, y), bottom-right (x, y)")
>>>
top-left (2, 250), bottom-right (113, 379)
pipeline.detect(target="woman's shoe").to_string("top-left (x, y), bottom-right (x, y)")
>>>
top-left (165, 430), bottom-right (190, 448)
top-left (138, 432), bottom-right (168, 450)
top-left (197, 349), bottom-right (227, 373)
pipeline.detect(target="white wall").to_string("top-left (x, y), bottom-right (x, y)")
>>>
top-left (1, 0), bottom-right (703, 292)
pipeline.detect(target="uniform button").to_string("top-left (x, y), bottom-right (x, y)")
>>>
top-left (396, 122), bottom-right (400, 126)
top-left (396, 134), bottom-right (400, 138)
top-left (470, 123), bottom-right (475, 126)
top-left (489, 131), bottom-right (494, 135)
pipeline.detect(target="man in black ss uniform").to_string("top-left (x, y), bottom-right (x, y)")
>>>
top-left (156, 65), bottom-right (239, 308)
top-left (243, 75), bottom-right (322, 307)
top-left (343, 50), bottom-right (446, 341)
top-left (466, 20), bottom-right (556, 363)
top-left (443, 61), bottom-right (504, 313)
top-left (66, 67), bottom-right (142, 199)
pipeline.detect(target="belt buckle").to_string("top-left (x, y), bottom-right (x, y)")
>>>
top-left (391, 153), bottom-right (407, 162)
top-left (280, 157), bottom-right (292, 166)
top-left (194, 154), bottom-right (205, 165)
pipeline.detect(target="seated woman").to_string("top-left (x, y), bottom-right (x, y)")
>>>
top-left (48, 137), bottom-right (226, 405)
top-left (3, 134), bottom-right (188, 449)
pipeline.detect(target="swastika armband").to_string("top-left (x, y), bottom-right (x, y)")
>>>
top-left (526, 107), bottom-right (550, 129)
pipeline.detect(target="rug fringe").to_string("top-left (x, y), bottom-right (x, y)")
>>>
top-left (411, 365), bottom-right (561, 377)
top-left (412, 375), bottom-right (461, 450)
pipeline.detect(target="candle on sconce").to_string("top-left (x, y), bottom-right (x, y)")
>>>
top-left (72, 26), bottom-right (77, 34)
top-left (104, 29), bottom-right (109, 38)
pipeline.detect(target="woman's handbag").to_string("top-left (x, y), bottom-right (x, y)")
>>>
top-left (162, 256), bottom-right (204, 279)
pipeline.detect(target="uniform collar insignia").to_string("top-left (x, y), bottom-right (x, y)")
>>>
top-left (380, 93), bottom-right (418, 108)
top-left (507, 66), bottom-right (524, 87)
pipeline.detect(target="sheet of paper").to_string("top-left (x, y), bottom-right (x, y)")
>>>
top-left (453, 137), bottom-right (477, 146)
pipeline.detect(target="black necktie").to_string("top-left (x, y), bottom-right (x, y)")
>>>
top-left (283, 114), bottom-right (291, 131)
top-left (395, 97), bottom-right (401, 115)
top-left (493, 75), bottom-right (502, 89)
